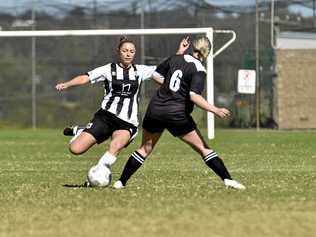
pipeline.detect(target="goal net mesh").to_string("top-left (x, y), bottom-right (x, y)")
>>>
top-left (0, 34), bottom-right (208, 128)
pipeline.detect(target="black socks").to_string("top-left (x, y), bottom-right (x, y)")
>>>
top-left (119, 151), bottom-right (145, 186)
top-left (203, 151), bottom-right (232, 180)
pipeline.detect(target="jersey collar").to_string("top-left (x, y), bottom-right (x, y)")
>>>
top-left (118, 62), bottom-right (132, 70)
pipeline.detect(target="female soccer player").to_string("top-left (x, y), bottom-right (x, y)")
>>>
top-left (56, 36), bottom-right (188, 183)
top-left (114, 36), bottom-right (246, 190)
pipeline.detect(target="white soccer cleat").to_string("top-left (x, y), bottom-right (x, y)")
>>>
top-left (224, 179), bottom-right (246, 190)
top-left (113, 180), bottom-right (124, 189)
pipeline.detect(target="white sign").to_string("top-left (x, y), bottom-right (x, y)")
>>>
top-left (237, 69), bottom-right (256, 94)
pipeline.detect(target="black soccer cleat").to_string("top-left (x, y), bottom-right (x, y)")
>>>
top-left (63, 126), bottom-right (75, 136)
top-left (83, 180), bottom-right (91, 188)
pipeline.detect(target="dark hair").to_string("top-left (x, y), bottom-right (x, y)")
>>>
top-left (118, 36), bottom-right (135, 50)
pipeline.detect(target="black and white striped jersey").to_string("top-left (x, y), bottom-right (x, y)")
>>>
top-left (87, 63), bottom-right (156, 127)
top-left (146, 54), bottom-right (206, 121)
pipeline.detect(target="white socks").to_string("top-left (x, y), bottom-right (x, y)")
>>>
top-left (97, 152), bottom-right (117, 167)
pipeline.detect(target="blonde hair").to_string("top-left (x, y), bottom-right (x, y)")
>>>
top-left (192, 36), bottom-right (211, 62)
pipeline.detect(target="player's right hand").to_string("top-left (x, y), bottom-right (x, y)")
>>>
top-left (55, 83), bottom-right (67, 91)
top-left (181, 36), bottom-right (190, 48)
top-left (177, 36), bottom-right (190, 54)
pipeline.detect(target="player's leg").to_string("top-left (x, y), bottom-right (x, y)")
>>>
top-left (179, 129), bottom-right (245, 189)
top-left (96, 113), bottom-right (139, 168)
top-left (84, 112), bottom-right (130, 187)
top-left (138, 128), bottom-right (162, 157)
top-left (113, 113), bottom-right (164, 189)
top-left (84, 129), bottom-right (132, 187)
top-left (64, 125), bottom-right (86, 143)
top-left (114, 128), bottom-right (162, 189)
top-left (96, 129), bottom-right (131, 169)
top-left (69, 132), bottom-right (97, 155)
top-left (110, 129), bottom-right (136, 156)
top-left (169, 118), bottom-right (232, 181)
top-left (179, 128), bottom-right (212, 156)
top-left (173, 115), bottom-right (245, 190)
top-left (69, 109), bottom-right (112, 156)
top-left (179, 129), bottom-right (233, 179)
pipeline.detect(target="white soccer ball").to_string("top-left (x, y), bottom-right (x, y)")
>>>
top-left (87, 165), bottom-right (112, 187)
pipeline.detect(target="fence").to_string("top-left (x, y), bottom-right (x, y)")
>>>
top-left (0, 0), bottom-right (315, 128)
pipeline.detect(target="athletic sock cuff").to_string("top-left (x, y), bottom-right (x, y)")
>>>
top-left (203, 151), bottom-right (218, 162)
top-left (132, 151), bottom-right (145, 164)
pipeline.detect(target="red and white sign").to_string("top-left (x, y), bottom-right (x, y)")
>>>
top-left (237, 69), bottom-right (256, 94)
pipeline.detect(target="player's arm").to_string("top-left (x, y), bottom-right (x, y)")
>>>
top-left (56, 75), bottom-right (90, 91)
top-left (140, 65), bottom-right (163, 85)
top-left (189, 71), bottom-right (230, 118)
top-left (151, 71), bottom-right (164, 84)
top-left (190, 93), bottom-right (230, 119)
top-left (176, 36), bottom-right (190, 55)
top-left (150, 56), bottom-right (171, 85)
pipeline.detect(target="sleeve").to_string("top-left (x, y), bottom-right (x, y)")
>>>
top-left (87, 64), bottom-right (111, 84)
top-left (155, 57), bottom-right (171, 79)
top-left (190, 71), bottom-right (206, 95)
top-left (137, 65), bottom-right (157, 81)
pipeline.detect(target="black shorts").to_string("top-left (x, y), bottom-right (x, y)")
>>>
top-left (142, 113), bottom-right (196, 137)
top-left (83, 109), bottom-right (138, 144)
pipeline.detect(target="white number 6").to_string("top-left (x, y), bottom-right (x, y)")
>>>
top-left (169, 70), bottom-right (183, 92)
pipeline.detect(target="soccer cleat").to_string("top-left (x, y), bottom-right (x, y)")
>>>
top-left (63, 126), bottom-right (77, 136)
top-left (224, 179), bottom-right (246, 190)
top-left (113, 180), bottom-right (125, 189)
top-left (83, 179), bottom-right (91, 187)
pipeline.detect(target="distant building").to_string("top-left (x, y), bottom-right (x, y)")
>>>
top-left (274, 31), bottom-right (316, 129)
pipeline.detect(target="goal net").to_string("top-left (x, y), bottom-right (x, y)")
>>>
top-left (0, 28), bottom-right (235, 139)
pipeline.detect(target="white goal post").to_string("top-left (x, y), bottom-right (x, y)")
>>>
top-left (0, 27), bottom-right (235, 139)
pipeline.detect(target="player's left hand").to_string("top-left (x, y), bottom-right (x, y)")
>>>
top-left (215, 108), bottom-right (231, 118)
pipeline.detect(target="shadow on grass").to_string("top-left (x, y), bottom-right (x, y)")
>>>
top-left (63, 183), bottom-right (90, 188)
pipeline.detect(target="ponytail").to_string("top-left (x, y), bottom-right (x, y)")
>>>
top-left (192, 36), bottom-right (211, 62)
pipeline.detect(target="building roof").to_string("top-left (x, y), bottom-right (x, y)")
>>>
top-left (277, 31), bottom-right (316, 49)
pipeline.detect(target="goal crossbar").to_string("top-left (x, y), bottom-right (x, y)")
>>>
top-left (0, 27), bottom-right (236, 139)
top-left (0, 28), bottom-right (212, 37)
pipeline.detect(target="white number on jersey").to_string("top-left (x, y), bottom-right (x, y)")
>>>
top-left (169, 70), bottom-right (183, 92)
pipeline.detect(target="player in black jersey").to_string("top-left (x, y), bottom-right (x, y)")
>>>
top-left (114, 36), bottom-right (246, 190)
top-left (56, 36), bottom-right (189, 186)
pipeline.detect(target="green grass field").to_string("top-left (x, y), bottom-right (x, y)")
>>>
top-left (0, 128), bottom-right (315, 237)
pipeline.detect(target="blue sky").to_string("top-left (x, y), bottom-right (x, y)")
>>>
top-left (0, 0), bottom-right (256, 8)
top-left (0, 0), bottom-right (257, 14)
top-left (0, 0), bottom-right (314, 17)
top-left (288, 4), bottom-right (314, 17)
top-left (207, 0), bottom-right (256, 6)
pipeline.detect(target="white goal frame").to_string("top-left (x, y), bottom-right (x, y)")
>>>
top-left (0, 27), bottom-right (235, 139)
